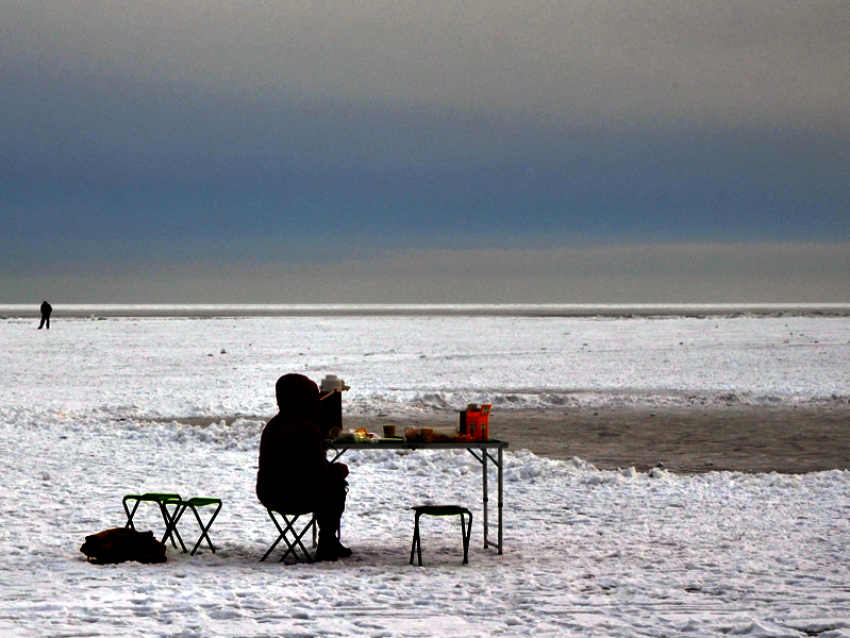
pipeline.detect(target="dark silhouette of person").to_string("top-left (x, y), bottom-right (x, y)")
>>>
top-left (256, 373), bottom-right (352, 561)
top-left (38, 301), bottom-right (52, 330)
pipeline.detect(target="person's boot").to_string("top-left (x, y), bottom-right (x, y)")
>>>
top-left (315, 544), bottom-right (338, 562)
top-left (315, 534), bottom-right (339, 562)
top-left (315, 535), bottom-right (352, 561)
top-left (333, 538), bottom-right (352, 558)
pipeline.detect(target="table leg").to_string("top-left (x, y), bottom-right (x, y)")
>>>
top-left (498, 445), bottom-right (504, 555)
top-left (482, 447), bottom-right (489, 549)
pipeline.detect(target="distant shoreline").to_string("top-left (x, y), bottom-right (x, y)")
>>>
top-left (345, 405), bottom-right (850, 474)
top-left (162, 404), bottom-right (850, 474)
top-left (3, 303), bottom-right (850, 318)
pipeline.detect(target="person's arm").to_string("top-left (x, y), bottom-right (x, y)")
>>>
top-left (330, 462), bottom-right (349, 481)
top-left (306, 422), bottom-right (349, 481)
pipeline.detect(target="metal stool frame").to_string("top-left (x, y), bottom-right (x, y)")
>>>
top-left (410, 505), bottom-right (473, 566)
top-left (261, 510), bottom-right (318, 563)
top-left (123, 493), bottom-right (186, 552)
top-left (165, 497), bottom-right (223, 556)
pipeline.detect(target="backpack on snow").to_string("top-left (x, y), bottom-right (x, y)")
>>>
top-left (80, 527), bottom-right (167, 564)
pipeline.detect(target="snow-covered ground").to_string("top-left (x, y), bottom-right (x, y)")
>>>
top-left (1, 314), bottom-right (849, 637)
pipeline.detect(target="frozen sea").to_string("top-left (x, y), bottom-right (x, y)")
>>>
top-left (1, 307), bottom-right (849, 637)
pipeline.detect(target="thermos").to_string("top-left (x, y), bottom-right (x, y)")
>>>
top-left (318, 375), bottom-right (349, 438)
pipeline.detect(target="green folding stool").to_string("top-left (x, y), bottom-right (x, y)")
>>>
top-left (123, 492), bottom-right (186, 552)
top-left (410, 505), bottom-right (473, 566)
top-left (166, 497), bottom-right (223, 556)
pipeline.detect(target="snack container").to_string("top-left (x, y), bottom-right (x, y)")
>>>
top-left (403, 425), bottom-right (458, 443)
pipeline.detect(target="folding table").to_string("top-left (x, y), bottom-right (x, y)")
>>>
top-left (327, 439), bottom-right (509, 554)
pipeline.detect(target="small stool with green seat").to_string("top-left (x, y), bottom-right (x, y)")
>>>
top-left (166, 497), bottom-right (223, 556)
top-left (123, 493), bottom-right (186, 552)
top-left (410, 505), bottom-right (473, 566)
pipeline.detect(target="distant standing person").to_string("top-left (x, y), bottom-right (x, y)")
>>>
top-left (38, 301), bottom-right (52, 330)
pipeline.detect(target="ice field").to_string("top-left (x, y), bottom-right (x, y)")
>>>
top-left (1, 312), bottom-right (849, 637)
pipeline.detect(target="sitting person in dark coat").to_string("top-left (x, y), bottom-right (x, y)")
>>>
top-left (256, 373), bottom-right (352, 561)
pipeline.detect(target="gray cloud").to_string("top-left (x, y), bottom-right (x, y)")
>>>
top-left (3, 1), bottom-right (848, 128)
top-left (3, 1), bottom-right (848, 305)
top-left (6, 242), bottom-right (848, 304)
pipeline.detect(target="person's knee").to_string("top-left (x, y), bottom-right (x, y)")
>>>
top-left (330, 462), bottom-right (349, 481)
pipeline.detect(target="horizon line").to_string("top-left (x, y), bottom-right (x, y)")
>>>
top-left (3, 302), bottom-right (850, 319)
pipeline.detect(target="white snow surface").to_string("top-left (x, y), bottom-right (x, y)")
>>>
top-left (1, 314), bottom-right (850, 637)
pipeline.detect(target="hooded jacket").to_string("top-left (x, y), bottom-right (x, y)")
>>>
top-left (256, 374), bottom-right (343, 513)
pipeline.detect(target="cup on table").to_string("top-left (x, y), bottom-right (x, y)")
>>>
top-left (421, 428), bottom-right (433, 443)
top-left (382, 424), bottom-right (396, 438)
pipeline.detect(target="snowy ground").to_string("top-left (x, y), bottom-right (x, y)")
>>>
top-left (1, 313), bottom-right (849, 637)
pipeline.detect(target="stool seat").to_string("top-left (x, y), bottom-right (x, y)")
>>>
top-left (412, 505), bottom-right (469, 516)
top-left (410, 504), bottom-right (473, 566)
top-left (184, 497), bottom-right (221, 508)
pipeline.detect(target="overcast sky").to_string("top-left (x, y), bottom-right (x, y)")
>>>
top-left (2, 1), bottom-right (848, 303)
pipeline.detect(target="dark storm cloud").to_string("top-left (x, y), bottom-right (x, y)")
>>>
top-left (1, 1), bottom-right (848, 302)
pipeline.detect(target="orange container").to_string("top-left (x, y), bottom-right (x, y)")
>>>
top-left (479, 404), bottom-right (491, 440)
top-left (463, 403), bottom-right (492, 441)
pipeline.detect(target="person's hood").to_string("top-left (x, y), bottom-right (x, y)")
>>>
top-left (275, 373), bottom-right (320, 423)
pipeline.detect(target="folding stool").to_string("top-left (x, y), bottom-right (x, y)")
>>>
top-left (123, 492), bottom-right (186, 552)
top-left (410, 505), bottom-right (473, 566)
top-left (166, 497), bottom-right (223, 556)
top-left (260, 510), bottom-right (318, 563)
